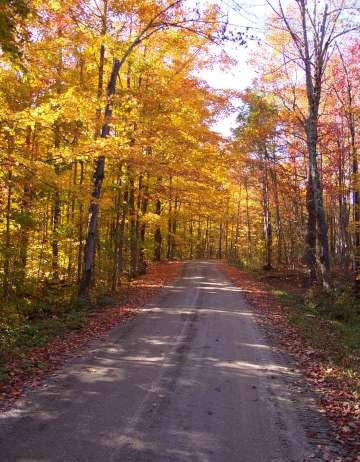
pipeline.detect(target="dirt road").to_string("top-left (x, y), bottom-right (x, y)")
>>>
top-left (0, 261), bottom-right (333, 461)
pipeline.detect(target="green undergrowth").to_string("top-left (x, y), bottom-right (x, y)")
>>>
top-left (228, 257), bottom-right (257, 271)
top-left (267, 284), bottom-right (360, 386)
top-left (0, 288), bottom-right (125, 383)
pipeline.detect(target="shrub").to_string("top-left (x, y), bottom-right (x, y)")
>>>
top-left (306, 288), bottom-right (360, 323)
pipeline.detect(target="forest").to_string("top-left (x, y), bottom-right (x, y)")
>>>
top-left (0, 0), bottom-right (359, 414)
top-left (0, 0), bottom-right (359, 458)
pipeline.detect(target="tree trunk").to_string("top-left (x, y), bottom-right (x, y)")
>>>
top-left (129, 174), bottom-right (137, 279)
top-left (205, 217), bottom-right (209, 257)
top-left (153, 176), bottom-right (162, 261)
top-left (189, 218), bottom-right (193, 259)
top-left (307, 123), bottom-right (331, 288)
top-left (218, 220), bottom-right (222, 259)
top-left (111, 163), bottom-right (124, 292)
top-left (77, 161), bottom-right (84, 283)
top-left (138, 174), bottom-right (149, 274)
top-left (118, 188), bottom-right (128, 277)
top-left (245, 177), bottom-right (252, 263)
top-left (300, 0), bottom-right (331, 288)
top-left (262, 148), bottom-right (272, 270)
top-left (3, 161), bottom-right (12, 299)
top-left (17, 126), bottom-right (33, 290)
top-left (269, 152), bottom-right (282, 265)
top-left (304, 169), bottom-right (317, 285)
top-left (79, 58), bottom-right (121, 297)
top-left (235, 191), bottom-right (241, 261)
top-left (171, 195), bottom-right (178, 259)
top-left (167, 176), bottom-right (173, 259)
top-left (52, 123), bottom-right (61, 281)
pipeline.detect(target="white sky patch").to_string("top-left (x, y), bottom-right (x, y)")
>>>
top-left (194, 1), bottom-right (272, 136)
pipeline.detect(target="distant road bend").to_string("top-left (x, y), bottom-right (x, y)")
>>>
top-left (0, 261), bottom-right (333, 461)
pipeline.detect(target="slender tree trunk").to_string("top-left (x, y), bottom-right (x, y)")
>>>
top-left (262, 147), bottom-right (272, 270)
top-left (218, 220), bottom-right (222, 259)
top-left (208, 220), bottom-right (212, 257)
top-left (3, 160), bottom-right (12, 299)
top-left (111, 163), bottom-right (123, 292)
top-left (329, 211), bottom-right (335, 261)
top-left (269, 153), bottom-right (282, 265)
top-left (195, 220), bottom-right (201, 258)
top-left (79, 58), bottom-right (121, 297)
top-left (189, 217), bottom-right (193, 259)
top-left (17, 126), bottom-right (33, 289)
top-left (51, 123), bottom-right (61, 281)
top-left (205, 217), bottom-right (209, 257)
top-left (171, 195), bottom-right (178, 259)
top-left (118, 188), bottom-right (128, 277)
top-left (95, 0), bottom-right (107, 138)
top-left (315, 169), bottom-right (331, 286)
top-left (225, 203), bottom-right (229, 259)
top-left (336, 142), bottom-right (350, 268)
top-left (154, 177), bottom-right (162, 261)
top-left (67, 162), bottom-right (77, 279)
top-left (235, 191), bottom-right (241, 261)
top-left (167, 176), bottom-right (173, 259)
top-left (245, 177), bottom-right (252, 263)
top-left (129, 173), bottom-right (137, 278)
top-left (77, 161), bottom-right (84, 283)
top-left (138, 174), bottom-right (149, 274)
top-left (304, 169), bottom-right (317, 284)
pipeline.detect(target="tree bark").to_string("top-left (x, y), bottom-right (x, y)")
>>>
top-left (3, 156), bottom-right (12, 299)
top-left (154, 178), bottom-right (162, 261)
top-left (262, 147), bottom-right (272, 270)
top-left (129, 173), bottom-right (138, 279)
top-left (17, 126), bottom-right (33, 289)
top-left (304, 170), bottom-right (317, 284)
top-left (111, 163), bottom-right (124, 292)
top-left (235, 190), bottom-right (241, 261)
top-left (217, 220), bottom-right (222, 259)
top-left (79, 58), bottom-right (121, 297)
top-left (167, 176), bottom-right (173, 259)
top-left (300, 0), bottom-right (331, 288)
top-left (245, 177), bottom-right (252, 264)
top-left (138, 174), bottom-right (149, 274)
top-left (52, 122), bottom-right (61, 281)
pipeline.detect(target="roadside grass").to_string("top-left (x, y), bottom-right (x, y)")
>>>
top-left (266, 285), bottom-right (360, 392)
